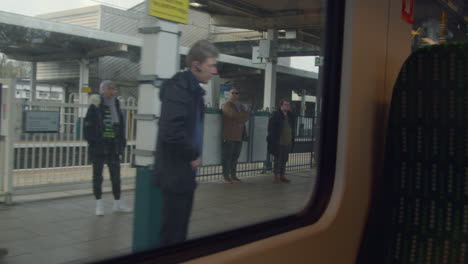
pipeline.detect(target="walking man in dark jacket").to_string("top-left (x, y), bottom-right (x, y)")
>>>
top-left (154, 40), bottom-right (219, 246)
top-left (84, 80), bottom-right (131, 216)
top-left (267, 98), bottom-right (296, 183)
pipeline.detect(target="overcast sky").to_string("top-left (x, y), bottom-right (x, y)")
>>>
top-left (1, 0), bottom-right (144, 16)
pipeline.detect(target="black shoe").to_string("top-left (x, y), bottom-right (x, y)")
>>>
top-left (280, 177), bottom-right (290, 183)
top-left (0, 248), bottom-right (8, 258)
top-left (223, 178), bottom-right (233, 183)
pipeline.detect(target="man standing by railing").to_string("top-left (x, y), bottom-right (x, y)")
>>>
top-left (84, 80), bottom-right (131, 216)
top-left (222, 88), bottom-right (249, 183)
top-left (267, 98), bottom-right (296, 183)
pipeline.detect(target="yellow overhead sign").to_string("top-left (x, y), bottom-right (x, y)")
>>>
top-left (148, 0), bottom-right (189, 24)
top-left (81, 87), bottom-right (92, 93)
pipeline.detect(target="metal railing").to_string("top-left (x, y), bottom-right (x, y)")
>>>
top-left (10, 105), bottom-right (315, 193)
top-left (12, 99), bottom-right (137, 188)
top-left (197, 114), bottom-right (316, 182)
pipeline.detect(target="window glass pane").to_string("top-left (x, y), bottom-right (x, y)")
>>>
top-left (0, 0), bottom-right (326, 262)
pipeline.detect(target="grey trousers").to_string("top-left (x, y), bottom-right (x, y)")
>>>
top-left (222, 141), bottom-right (242, 179)
top-left (273, 144), bottom-right (290, 176)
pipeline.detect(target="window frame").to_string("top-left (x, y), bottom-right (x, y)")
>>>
top-left (99, 0), bottom-right (345, 262)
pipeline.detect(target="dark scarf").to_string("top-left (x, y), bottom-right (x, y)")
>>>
top-left (102, 96), bottom-right (119, 123)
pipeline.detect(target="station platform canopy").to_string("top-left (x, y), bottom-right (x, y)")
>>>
top-left (190, 0), bottom-right (322, 58)
top-left (0, 3), bottom-right (319, 95)
top-left (0, 10), bottom-right (142, 62)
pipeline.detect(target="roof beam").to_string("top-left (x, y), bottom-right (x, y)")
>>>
top-left (6, 44), bottom-right (130, 62)
top-left (0, 10), bottom-right (143, 47)
top-left (86, 44), bottom-right (129, 58)
top-left (179, 46), bottom-right (317, 79)
top-left (5, 51), bottom-right (81, 62)
top-left (211, 14), bottom-right (321, 30)
top-left (213, 39), bottom-right (320, 58)
top-left (196, 0), bottom-right (270, 17)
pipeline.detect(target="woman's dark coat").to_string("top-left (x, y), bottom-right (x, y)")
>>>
top-left (83, 94), bottom-right (126, 160)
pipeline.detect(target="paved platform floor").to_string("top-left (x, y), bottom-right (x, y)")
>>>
top-left (0, 170), bottom-right (316, 264)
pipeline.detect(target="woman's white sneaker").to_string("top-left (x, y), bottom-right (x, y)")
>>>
top-left (96, 199), bottom-right (104, 216)
top-left (113, 200), bottom-right (132, 213)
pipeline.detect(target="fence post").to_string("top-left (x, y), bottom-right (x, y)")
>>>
top-left (247, 113), bottom-right (254, 163)
top-left (311, 115), bottom-right (317, 168)
top-left (0, 79), bottom-right (16, 204)
top-left (262, 112), bottom-right (272, 173)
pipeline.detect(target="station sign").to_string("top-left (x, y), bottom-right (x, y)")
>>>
top-left (252, 46), bottom-right (266, 64)
top-left (315, 56), bottom-right (323, 67)
top-left (23, 110), bottom-right (60, 133)
top-left (148, 0), bottom-right (189, 24)
top-left (81, 86), bottom-right (92, 93)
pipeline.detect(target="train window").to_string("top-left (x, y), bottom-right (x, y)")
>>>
top-left (0, 0), bottom-right (343, 263)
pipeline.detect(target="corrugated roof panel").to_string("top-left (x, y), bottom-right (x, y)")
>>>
top-left (37, 61), bottom-right (79, 80)
top-left (36, 6), bottom-right (100, 29)
top-left (98, 57), bottom-right (139, 83)
top-left (54, 15), bottom-right (99, 29)
top-left (180, 9), bottom-right (211, 47)
top-left (101, 9), bottom-right (139, 36)
top-left (37, 60), bottom-right (99, 80)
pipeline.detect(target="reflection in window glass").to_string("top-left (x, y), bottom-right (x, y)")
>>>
top-left (412, 1), bottom-right (468, 50)
top-left (0, 0), bottom-right (324, 263)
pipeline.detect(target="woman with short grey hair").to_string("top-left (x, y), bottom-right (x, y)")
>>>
top-left (84, 80), bottom-right (131, 216)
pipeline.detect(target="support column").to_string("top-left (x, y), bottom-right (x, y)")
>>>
top-left (0, 79), bottom-right (15, 204)
top-left (205, 77), bottom-right (222, 108)
top-left (312, 62), bottom-right (323, 168)
top-left (202, 79), bottom-right (215, 108)
top-left (132, 16), bottom-right (180, 252)
top-left (316, 63), bottom-right (323, 120)
top-left (299, 88), bottom-right (307, 138)
top-left (300, 88), bottom-right (306, 116)
top-left (30, 62), bottom-right (37, 102)
top-left (211, 76), bottom-right (220, 108)
top-left (78, 59), bottom-right (89, 117)
top-left (263, 29), bottom-right (278, 111)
